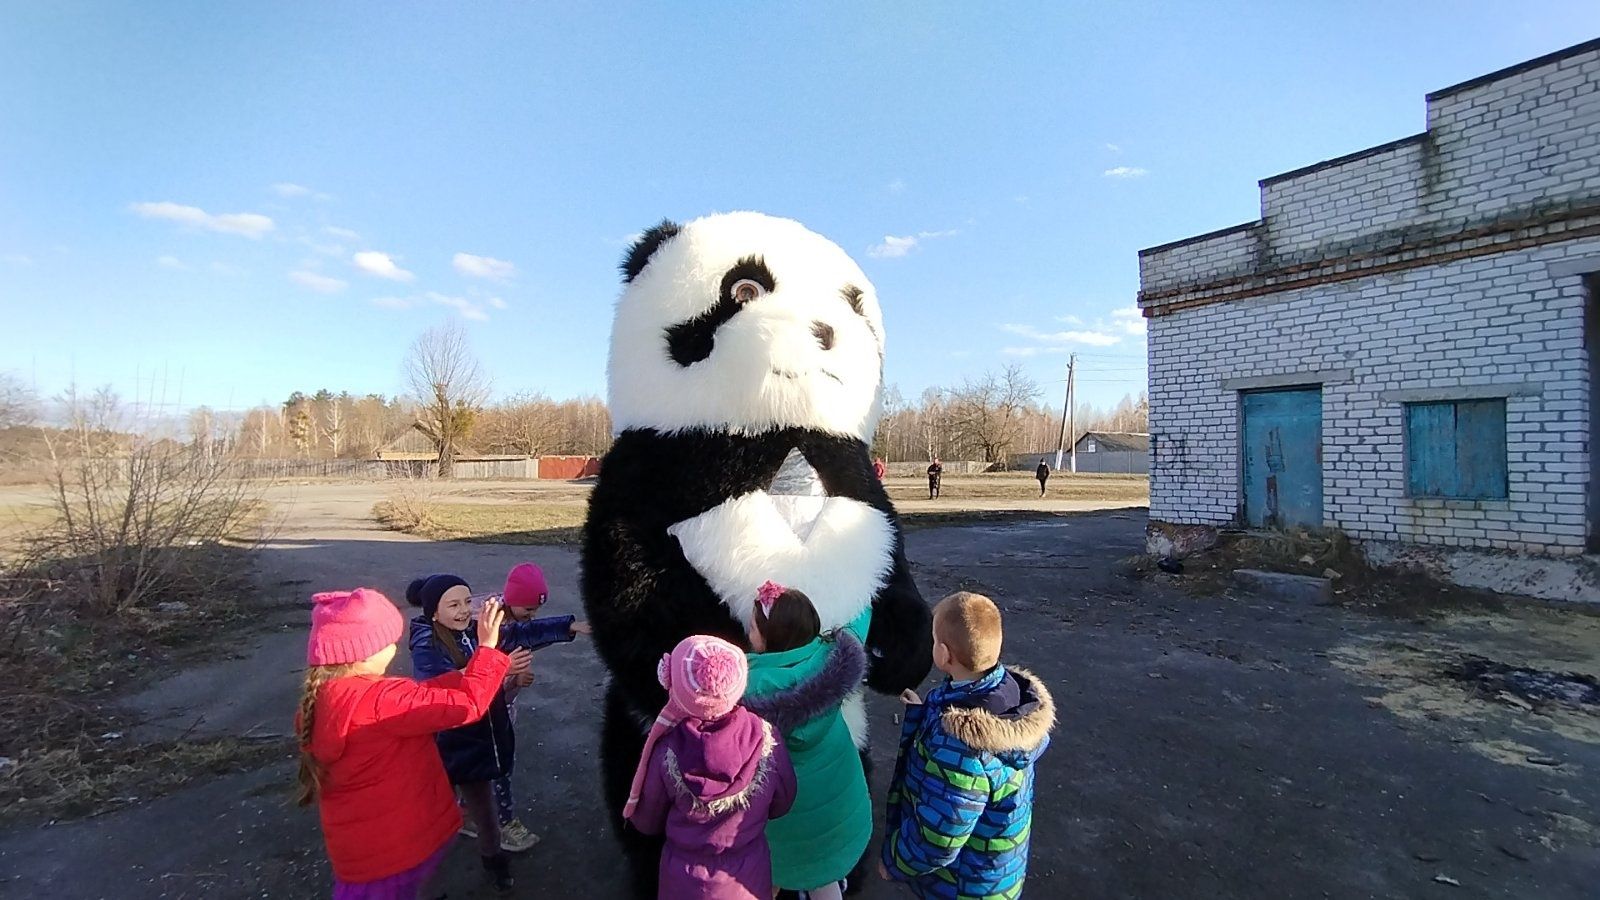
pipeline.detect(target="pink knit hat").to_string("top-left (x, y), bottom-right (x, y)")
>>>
top-left (502, 562), bottom-right (549, 609)
top-left (306, 588), bottom-right (404, 667)
top-left (660, 634), bottom-right (748, 721)
top-left (622, 635), bottom-right (748, 822)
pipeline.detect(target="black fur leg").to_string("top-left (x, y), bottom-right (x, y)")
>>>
top-left (601, 684), bottom-right (662, 899)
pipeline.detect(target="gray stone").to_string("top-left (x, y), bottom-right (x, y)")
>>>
top-left (1233, 569), bottom-right (1334, 603)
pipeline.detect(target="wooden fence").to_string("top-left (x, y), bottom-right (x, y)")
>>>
top-left (228, 456), bottom-right (539, 480)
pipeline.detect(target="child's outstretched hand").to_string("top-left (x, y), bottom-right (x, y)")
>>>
top-left (507, 647), bottom-right (533, 675)
top-left (900, 689), bottom-right (922, 705)
top-left (478, 599), bottom-right (507, 649)
top-left (513, 671), bottom-right (534, 688)
top-left (570, 620), bottom-right (592, 637)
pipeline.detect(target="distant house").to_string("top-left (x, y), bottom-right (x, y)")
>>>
top-left (1009, 432), bottom-right (1149, 475)
top-left (1137, 39), bottom-right (1600, 588)
top-left (372, 425), bottom-right (537, 479)
top-left (373, 425), bottom-right (466, 461)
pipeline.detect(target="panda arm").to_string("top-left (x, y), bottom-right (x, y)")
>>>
top-left (864, 542), bottom-right (933, 694)
top-left (585, 516), bottom-right (748, 707)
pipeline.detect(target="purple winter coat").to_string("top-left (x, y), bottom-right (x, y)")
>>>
top-left (629, 706), bottom-right (797, 900)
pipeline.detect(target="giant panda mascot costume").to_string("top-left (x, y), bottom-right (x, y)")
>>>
top-left (582, 211), bottom-right (933, 896)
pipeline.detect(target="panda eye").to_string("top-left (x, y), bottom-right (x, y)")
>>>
top-left (730, 279), bottom-right (766, 303)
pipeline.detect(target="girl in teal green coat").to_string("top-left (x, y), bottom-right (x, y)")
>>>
top-left (742, 581), bottom-right (871, 900)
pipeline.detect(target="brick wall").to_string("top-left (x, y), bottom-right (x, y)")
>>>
top-left (1140, 40), bottom-right (1600, 556)
top-left (1426, 46), bottom-right (1600, 218)
top-left (1147, 239), bottom-right (1596, 553)
top-left (1259, 135), bottom-right (1427, 254)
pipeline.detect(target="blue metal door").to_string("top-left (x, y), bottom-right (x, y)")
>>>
top-left (1242, 387), bottom-right (1323, 528)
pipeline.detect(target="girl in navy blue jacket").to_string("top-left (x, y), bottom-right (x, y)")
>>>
top-left (406, 573), bottom-right (580, 893)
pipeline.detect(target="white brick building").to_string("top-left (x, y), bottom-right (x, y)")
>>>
top-left (1138, 39), bottom-right (1600, 575)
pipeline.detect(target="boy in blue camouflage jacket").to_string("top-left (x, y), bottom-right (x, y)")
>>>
top-left (881, 592), bottom-right (1056, 900)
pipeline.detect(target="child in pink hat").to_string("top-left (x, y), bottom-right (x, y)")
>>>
top-left (472, 561), bottom-right (592, 853)
top-left (296, 588), bottom-right (513, 899)
top-left (625, 635), bottom-right (797, 899)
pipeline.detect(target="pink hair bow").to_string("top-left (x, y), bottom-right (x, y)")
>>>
top-left (756, 580), bottom-right (785, 616)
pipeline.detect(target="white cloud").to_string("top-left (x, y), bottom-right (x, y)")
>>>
top-left (1056, 314), bottom-right (1085, 326)
top-left (1104, 142), bottom-right (1122, 153)
top-left (324, 226), bottom-right (361, 241)
top-left (2, 253), bottom-right (32, 266)
top-left (352, 250), bottom-right (414, 282)
top-left (867, 228), bottom-right (959, 259)
top-left (1110, 305), bottom-right (1147, 336)
top-left (156, 255), bottom-right (190, 271)
top-left (1000, 323), bottom-right (1120, 347)
top-left (453, 252), bottom-right (517, 281)
top-left (887, 178), bottom-right (907, 194)
top-left (130, 201), bottom-right (275, 239)
top-left (869, 235), bottom-right (920, 259)
top-left (290, 270), bottom-right (348, 294)
top-left (271, 182), bottom-right (331, 201)
top-left (366, 290), bottom-right (495, 319)
top-left (426, 291), bottom-right (489, 321)
top-left (1103, 166), bottom-right (1148, 179)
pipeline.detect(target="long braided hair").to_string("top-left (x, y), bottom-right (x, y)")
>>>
top-left (295, 662), bottom-right (358, 807)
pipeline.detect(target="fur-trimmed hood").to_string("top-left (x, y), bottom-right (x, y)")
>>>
top-left (938, 666), bottom-right (1055, 759)
top-left (661, 708), bottom-right (778, 819)
top-left (742, 630), bottom-right (867, 735)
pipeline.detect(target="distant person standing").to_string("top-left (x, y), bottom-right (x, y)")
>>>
top-left (927, 458), bottom-right (943, 500)
top-left (873, 458), bottom-right (887, 480)
top-left (1036, 460), bottom-right (1050, 497)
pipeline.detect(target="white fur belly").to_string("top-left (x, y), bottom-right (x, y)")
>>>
top-left (666, 490), bottom-right (895, 631)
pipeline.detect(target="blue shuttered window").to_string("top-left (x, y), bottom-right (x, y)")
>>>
top-left (1404, 399), bottom-right (1508, 499)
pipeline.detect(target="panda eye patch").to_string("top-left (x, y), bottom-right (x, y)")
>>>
top-left (663, 256), bottom-right (777, 367)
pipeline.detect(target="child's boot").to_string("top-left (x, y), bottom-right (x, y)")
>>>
top-left (481, 852), bottom-right (514, 894)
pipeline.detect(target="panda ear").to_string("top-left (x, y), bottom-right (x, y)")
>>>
top-left (620, 219), bottom-right (682, 283)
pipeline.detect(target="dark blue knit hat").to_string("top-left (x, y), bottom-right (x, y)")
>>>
top-left (406, 573), bottom-right (470, 619)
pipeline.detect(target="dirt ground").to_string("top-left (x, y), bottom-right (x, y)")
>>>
top-left (1, 481), bottom-right (1597, 898)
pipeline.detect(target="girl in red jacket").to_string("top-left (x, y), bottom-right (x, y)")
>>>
top-left (296, 587), bottom-right (513, 899)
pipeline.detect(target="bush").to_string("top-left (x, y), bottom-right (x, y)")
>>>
top-left (12, 393), bottom-right (267, 614)
top-left (374, 470), bottom-right (439, 532)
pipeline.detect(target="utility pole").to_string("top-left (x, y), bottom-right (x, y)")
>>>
top-left (1067, 354), bottom-right (1077, 473)
top-left (1054, 353), bottom-right (1077, 470)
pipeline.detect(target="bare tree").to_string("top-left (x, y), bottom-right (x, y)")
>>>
top-left (24, 387), bottom-right (265, 613)
top-left (404, 321), bottom-right (489, 477)
top-left (0, 372), bottom-right (38, 429)
top-left (321, 397), bottom-right (346, 458)
top-left (870, 384), bottom-right (906, 461)
top-left (945, 364), bottom-right (1041, 463)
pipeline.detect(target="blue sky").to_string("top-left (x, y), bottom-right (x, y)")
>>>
top-left (3, 2), bottom-right (1597, 417)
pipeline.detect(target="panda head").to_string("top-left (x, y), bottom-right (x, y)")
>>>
top-left (607, 212), bottom-right (885, 440)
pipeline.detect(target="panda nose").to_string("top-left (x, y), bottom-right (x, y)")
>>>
top-left (811, 321), bottom-right (835, 351)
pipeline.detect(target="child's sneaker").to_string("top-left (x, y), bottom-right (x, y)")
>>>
top-left (458, 818), bottom-right (478, 839)
top-left (481, 853), bottom-right (514, 894)
top-left (499, 818), bottom-right (540, 852)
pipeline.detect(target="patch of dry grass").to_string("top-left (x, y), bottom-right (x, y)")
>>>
top-left (0, 733), bottom-right (292, 824)
top-left (376, 500), bottom-right (586, 545)
top-left (883, 473), bottom-right (1148, 503)
top-left (0, 561), bottom-right (279, 823)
